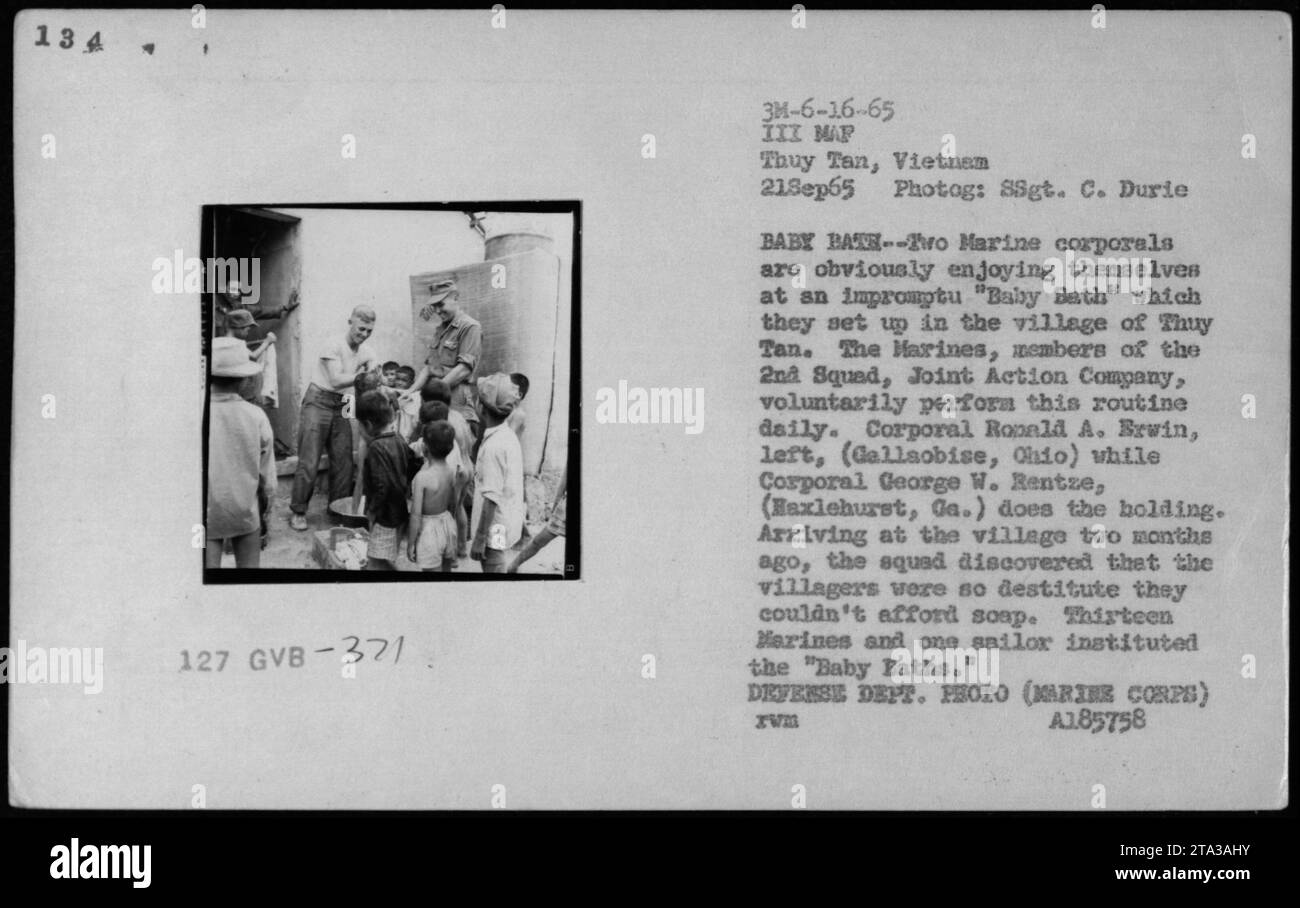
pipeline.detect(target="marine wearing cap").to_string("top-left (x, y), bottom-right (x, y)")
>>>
top-left (406, 278), bottom-right (484, 429)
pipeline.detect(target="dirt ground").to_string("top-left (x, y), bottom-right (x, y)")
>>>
top-left (220, 473), bottom-right (565, 574)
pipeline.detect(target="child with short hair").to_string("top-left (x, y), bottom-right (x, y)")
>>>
top-left (419, 377), bottom-right (450, 403)
top-left (413, 401), bottom-right (469, 478)
top-left (350, 370), bottom-right (385, 512)
top-left (407, 421), bottom-right (466, 572)
top-left (391, 366), bottom-right (420, 441)
top-left (360, 368), bottom-right (402, 414)
top-left (418, 377), bottom-right (476, 463)
top-left (357, 390), bottom-right (419, 570)
top-left (381, 361), bottom-right (400, 387)
top-left (410, 401), bottom-right (447, 455)
top-left (418, 377), bottom-right (475, 544)
top-left (410, 400), bottom-right (471, 556)
top-left (355, 370), bottom-right (383, 397)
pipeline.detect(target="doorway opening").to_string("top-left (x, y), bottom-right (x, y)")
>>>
top-left (206, 206), bottom-right (303, 460)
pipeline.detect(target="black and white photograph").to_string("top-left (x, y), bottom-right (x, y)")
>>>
top-left (199, 204), bottom-right (578, 578)
top-left (4, 5), bottom-right (1292, 892)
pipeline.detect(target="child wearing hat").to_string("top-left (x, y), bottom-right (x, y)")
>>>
top-left (470, 373), bottom-right (525, 573)
top-left (225, 308), bottom-right (278, 547)
top-left (206, 337), bottom-right (277, 568)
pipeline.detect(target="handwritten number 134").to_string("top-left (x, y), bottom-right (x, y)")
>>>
top-left (35, 26), bottom-right (103, 52)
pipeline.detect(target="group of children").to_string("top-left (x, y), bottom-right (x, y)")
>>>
top-left (348, 371), bottom-right (470, 571)
top-left (206, 337), bottom-right (566, 573)
top-left (351, 369), bottom-right (559, 573)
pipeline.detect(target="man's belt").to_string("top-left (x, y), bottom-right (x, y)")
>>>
top-left (306, 383), bottom-right (347, 407)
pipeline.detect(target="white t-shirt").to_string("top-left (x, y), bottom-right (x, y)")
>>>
top-left (313, 335), bottom-right (376, 393)
top-left (472, 423), bottom-right (525, 551)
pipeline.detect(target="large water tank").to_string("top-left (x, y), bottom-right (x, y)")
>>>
top-left (409, 214), bottom-right (568, 479)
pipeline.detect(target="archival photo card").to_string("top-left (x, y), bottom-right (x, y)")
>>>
top-left (6, 8), bottom-right (1290, 820)
top-left (197, 204), bottom-right (579, 581)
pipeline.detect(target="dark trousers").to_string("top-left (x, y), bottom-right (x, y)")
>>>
top-left (291, 384), bottom-right (353, 515)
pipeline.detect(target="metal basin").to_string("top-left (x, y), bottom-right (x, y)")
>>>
top-left (327, 497), bottom-right (368, 528)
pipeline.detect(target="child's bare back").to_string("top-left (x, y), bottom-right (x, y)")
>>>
top-left (407, 421), bottom-right (467, 571)
top-left (417, 460), bottom-right (457, 515)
